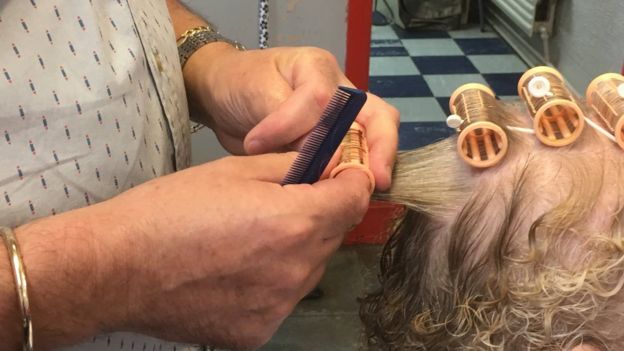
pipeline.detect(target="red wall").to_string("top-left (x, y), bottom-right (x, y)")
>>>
top-left (346, 0), bottom-right (372, 91)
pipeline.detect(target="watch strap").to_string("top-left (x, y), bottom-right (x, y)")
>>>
top-left (177, 26), bottom-right (245, 67)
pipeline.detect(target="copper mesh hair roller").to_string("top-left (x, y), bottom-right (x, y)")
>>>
top-left (330, 122), bottom-right (375, 193)
top-left (586, 73), bottom-right (624, 149)
top-left (448, 83), bottom-right (509, 169)
top-left (518, 66), bottom-right (585, 147)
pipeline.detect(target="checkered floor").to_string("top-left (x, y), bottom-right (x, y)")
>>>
top-left (369, 24), bottom-right (529, 151)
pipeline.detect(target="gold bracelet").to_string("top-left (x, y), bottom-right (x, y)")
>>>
top-left (1, 227), bottom-right (33, 351)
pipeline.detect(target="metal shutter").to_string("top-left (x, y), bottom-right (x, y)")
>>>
top-left (490, 0), bottom-right (537, 35)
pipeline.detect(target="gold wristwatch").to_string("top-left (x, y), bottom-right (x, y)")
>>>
top-left (176, 25), bottom-right (245, 67)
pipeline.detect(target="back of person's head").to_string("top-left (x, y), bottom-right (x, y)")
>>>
top-left (360, 105), bottom-right (624, 351)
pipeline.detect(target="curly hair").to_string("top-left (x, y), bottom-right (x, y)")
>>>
top-left (361, 112), bottom-right (624, 350)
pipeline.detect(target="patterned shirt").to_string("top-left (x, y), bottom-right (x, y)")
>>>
top-left (1, 0), bottom-right (196, 349)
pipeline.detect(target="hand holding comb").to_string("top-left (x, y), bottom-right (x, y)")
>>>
top-left (281, 86), bottom-right (368, 186)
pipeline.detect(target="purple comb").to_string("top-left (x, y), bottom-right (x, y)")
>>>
top-left (281, 86), bottom-right (367, 185)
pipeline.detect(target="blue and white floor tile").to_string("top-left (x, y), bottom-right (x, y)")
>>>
top-left (369, 75), bottom-right (432, 98)
top-left (412, 56), bottom-right (479, 75)
top-left (448, 26), bottom-right (499, 39)
top-left (482, 73), bottom-right (525, 96)
top-left (399, 122), bottom-right (456, 150)
top-left (369, 56), bottom-right (420, 76)
top-left (370, 46), bottom-right (409, 57)
top-left (468, 54), bottom-right (527, 74)
top-left (370, 39), bottom-right (403, 47)
top-left (369, 24), bottom-right (529, 150)
top-left (384, 97), bottom-right (445, 122)
top-left (454, 38), bottom-right (515, 55)
top-left (424, 74), bottom-right (487, 97)
top-left (393, 25), bottom-right (450, 39)
top-left (371, 24), bottom-right (399, 40)
top-left (402, 38), bottom-right (464, 56)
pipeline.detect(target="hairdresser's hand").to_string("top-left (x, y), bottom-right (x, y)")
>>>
top-left (184, 44), bottom-right (399, 190)
top-left (117, 154), bottom-right (370, 348)
top-left (9, 153), bottom-right (370, 349)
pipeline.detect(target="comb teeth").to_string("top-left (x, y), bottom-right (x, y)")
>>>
top-left (282, 87), bottom-right (367, 185)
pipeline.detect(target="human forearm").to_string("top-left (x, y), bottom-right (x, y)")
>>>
top-left (0, 246), bottom-right (21, 350)
top-left (0, 201), bottom-right (133, 349)
top-left (165, 0), bottom-right (240, 128)
top-left (0, 153), bottom-right (372, 349)
top-left (165, 0), bottom-right (237, 87)
top-left (165, 0), bottom-right (208, 39)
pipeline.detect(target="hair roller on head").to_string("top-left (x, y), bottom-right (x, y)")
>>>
top-left (448, 83), bottom-right (509, 169)
top-left (586, 73), bottom-right (624, 150)
top-left (518, 66), bottom-right (585, 147)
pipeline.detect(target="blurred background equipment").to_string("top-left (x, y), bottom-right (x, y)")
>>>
top-left (399, 0), bottom-right (464, 30)
top-left (372, 0), bottom-right (395, 26)
top-left (488, 0), bottom-right (558, 64)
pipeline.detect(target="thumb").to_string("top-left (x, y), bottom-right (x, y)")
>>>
top-left (302, 168), bottom-right (372, 237)
top-left (313, 168), bottom-right (372, 205)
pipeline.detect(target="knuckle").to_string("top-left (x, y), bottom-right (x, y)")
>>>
top-left (389, 105), bottom-right (401, 124)
top-left (286, 217), bottom-right (316, 241)
top-left (264, 291), bottom-right (295, 316)
top-left (314, 87), bottom-right (335, 109)
top-left (301, 47), bottom-right (340, 77)
top-left (347, 191), bottom-right (370, 223)
top-left (270, 299), bottom-right (297, 321)
top-left (237, 301), bottom-right (293, 349)
top-left (357, 191), bottom-right (370, 212)
top-left (306, 47), bottom-right (337, 63)
top-left (283, 264), bottom-right (312, 288)
top-left (370, 94), bottom-right (401, 125)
